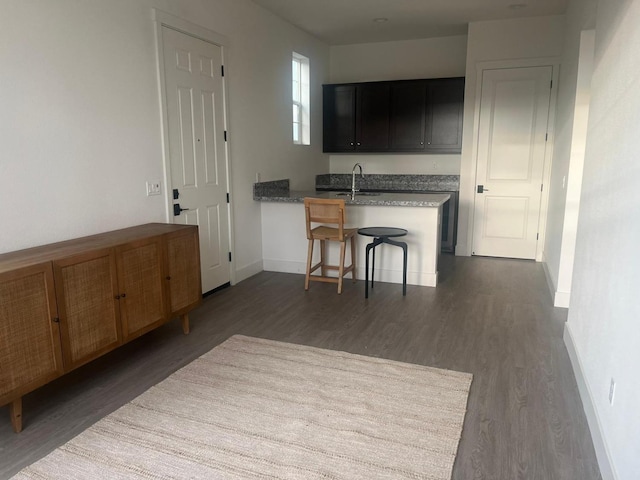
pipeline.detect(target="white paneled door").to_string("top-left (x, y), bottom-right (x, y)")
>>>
top-left (161, 26), bottom-right (230, 293)
top-left (472, 66), bottom-right (553, 259)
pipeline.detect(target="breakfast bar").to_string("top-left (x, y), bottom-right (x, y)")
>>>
top-left (256, 185), bottom-right (450, 288)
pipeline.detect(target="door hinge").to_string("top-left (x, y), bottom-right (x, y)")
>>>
top-left (221, 65), bottom-right (225, 77)
top-left (550, 80), bottom-right (553, 89)
top-left (224, 130), bottom-right (227, 142)
top-left (541, 184), bottom-right (544, 192)
top-left (545, 133), bottom-right (548, 141)
top-left (226, 192), bottom-right (230, 203)
top-left (228, 252), bottom-right (232, 262)
top-left (537, 233), bottom-right (539, 240)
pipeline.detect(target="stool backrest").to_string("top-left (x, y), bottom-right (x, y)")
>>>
top-left (304, 198), bottom-right (346, 239)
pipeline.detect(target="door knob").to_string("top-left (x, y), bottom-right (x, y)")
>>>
top-left (477, 185), bottom-right (490, 193)
top-left (173, 204), bottom-right (190, 216)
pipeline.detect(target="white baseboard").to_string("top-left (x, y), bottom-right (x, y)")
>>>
top-left (455, 241), bottom-right (469, 257)
top-left (563, 324), bottom-right (617, 480)
top-left (262, 259), bottom-right (438, 287)
top-left (541, 257), bottom-right (570, 308)
top-left (262, 259), bottom-right (307, 276)
top-left (234, 260), bottom-right (263, 284)
top-left (554, 290), bottom-right (571, 308)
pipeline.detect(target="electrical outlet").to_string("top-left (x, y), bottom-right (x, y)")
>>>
top-left (146, 180), bottom-right (161, 196)
top-left (609, 378), bottom-right (616, 406)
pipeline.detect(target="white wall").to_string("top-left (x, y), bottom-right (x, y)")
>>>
top-left (543, 11), bottom-right (596, 308)
top-left (457, 16), bottom-right (565, 255)
top-left (330, 36), bottom-right (468, 84)
top-left (328, 36), bottom-right (467, 176)
top-left (0, 0), bottom-right (329, 282)
top-left (565, 0), bottom-right (640, 478)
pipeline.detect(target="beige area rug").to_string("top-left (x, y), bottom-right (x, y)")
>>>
top-left (14, 335), bottom-right (472, 480)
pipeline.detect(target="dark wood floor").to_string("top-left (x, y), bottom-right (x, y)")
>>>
top-left (0, 256), bottom-right (602, 479)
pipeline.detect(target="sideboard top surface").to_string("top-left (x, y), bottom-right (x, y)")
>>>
top-left (0, 223), bottom-right (195, 274)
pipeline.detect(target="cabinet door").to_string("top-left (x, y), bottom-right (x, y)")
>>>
top-left (116, 237), bottom-right (167, 341)
top-left (165, 228), bottom-right (202, 316)
top-left (356, 83), bottom-right (390, 151)
top-left (53, 249), bottom-right (122, 370)
top-left (323, 85), bottom-right (356, 152)
top-left (426, 78), bottom-right (465, 153)
top-left (0, 264), bottom-right (64, 405)
top-left (390, 81), bottom-right (427, 151)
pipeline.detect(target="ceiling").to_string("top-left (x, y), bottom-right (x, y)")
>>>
top-left (250, 0), bottom-right (569, 45)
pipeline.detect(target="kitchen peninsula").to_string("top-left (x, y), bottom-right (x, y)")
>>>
top-left (255, 179), bottom-right (451, 288)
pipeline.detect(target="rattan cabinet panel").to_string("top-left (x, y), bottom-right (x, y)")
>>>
top-left (166, 228), bottom-right (201, 315)
top-left (54, 249), bottom-right (122, 370)
top-left (116, 237), bottom-right (167, 341)
top-left (0, 264), bottom-right (63, 407)
top-left (0, 223), bottom-right (201, 433)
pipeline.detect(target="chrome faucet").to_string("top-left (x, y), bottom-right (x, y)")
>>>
top-left (351, 163), bottom-right (364, 198)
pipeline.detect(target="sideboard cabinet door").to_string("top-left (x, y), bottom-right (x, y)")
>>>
top-left (53, 249), bottom-right (122, 371)
top-left (116, 236), bottom-right (168, 341)
top-left (0, 264), bottom-right (64, 406)
top-left (165, 228), bottom-right (202, 316)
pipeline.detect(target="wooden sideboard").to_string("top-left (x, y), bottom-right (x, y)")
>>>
top-left (0, 223), bottom-right (202, 433)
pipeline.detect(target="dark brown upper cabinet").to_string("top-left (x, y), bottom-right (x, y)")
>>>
top-left (425, 78), bottom-right (465, 153)
top-left (322, 85), bottom-right (356, 152)
top-left (323, 77), bottom-right (464, 154)
top-left (390, 80), bottom-right (427, 151)
top-left (323, 83), bottom-right (390, 152)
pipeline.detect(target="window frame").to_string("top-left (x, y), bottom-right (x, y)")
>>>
top-left (292, 52), bottom-right (310, 145)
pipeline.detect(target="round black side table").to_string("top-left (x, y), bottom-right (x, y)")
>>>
top-left (357, 227), bottom-right (408, 298)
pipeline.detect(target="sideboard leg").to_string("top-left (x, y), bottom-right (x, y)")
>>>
top-left (181, 314), bottom-right (190, 335)
top-left (10, 398), bottom-right (23, 433)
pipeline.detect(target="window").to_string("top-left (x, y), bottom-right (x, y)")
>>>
top-left (292, 52), bottom-right (310, 145)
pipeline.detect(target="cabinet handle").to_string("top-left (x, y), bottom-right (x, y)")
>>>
top-left (420, 142), bottom-right (424, 145)
top-left (52, 317), bottom-right (60, 323)
top-left (115, 294), bottom-right (120, 300)
top-left (357, 142), bottom-right (361, 146)
top-left (350, 142), bottom-right (354, 146)
top-left (121, 293), bottom-right (126, 298)
top-left (166, 276), bottom-right (172, 280)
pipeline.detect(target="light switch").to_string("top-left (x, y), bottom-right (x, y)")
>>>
top-left (146, 181), bottom-right (161, 196)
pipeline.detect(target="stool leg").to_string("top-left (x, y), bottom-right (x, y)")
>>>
top-left (305, 238), bottom-right (314, 290)
top-left (350, 235), bottom-right (357, 283)
top-left (371, 239), bottom-right (376, 290)
top-left (320, 239), bottom-right (327, 276)
top-left (337, 240), bottom-right (346, 294)
top-left (365, 242), bottom-right (372, 298)
top-left (402, 242), bottom-right (408, 296)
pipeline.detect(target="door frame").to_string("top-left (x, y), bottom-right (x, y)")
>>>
top-left (152, 9), bottom-right (236, 286)
top-left (465, 57), bottom-right (560, 261)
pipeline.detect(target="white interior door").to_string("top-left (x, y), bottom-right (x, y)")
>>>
top-left (472, 66), bottom-right (552, 259)
top-left (161, 26), bottom-right (231, 293)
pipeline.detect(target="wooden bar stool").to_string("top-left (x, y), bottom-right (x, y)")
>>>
top-left (304, 198), bottom-right (357, 294)
top-left (357, 227), bottom-right (408, 298)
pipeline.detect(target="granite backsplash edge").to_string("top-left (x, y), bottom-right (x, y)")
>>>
top-left (253, 174), bottom-right (459, 199)
top-left (315, 174), bottom-right (459, 192)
